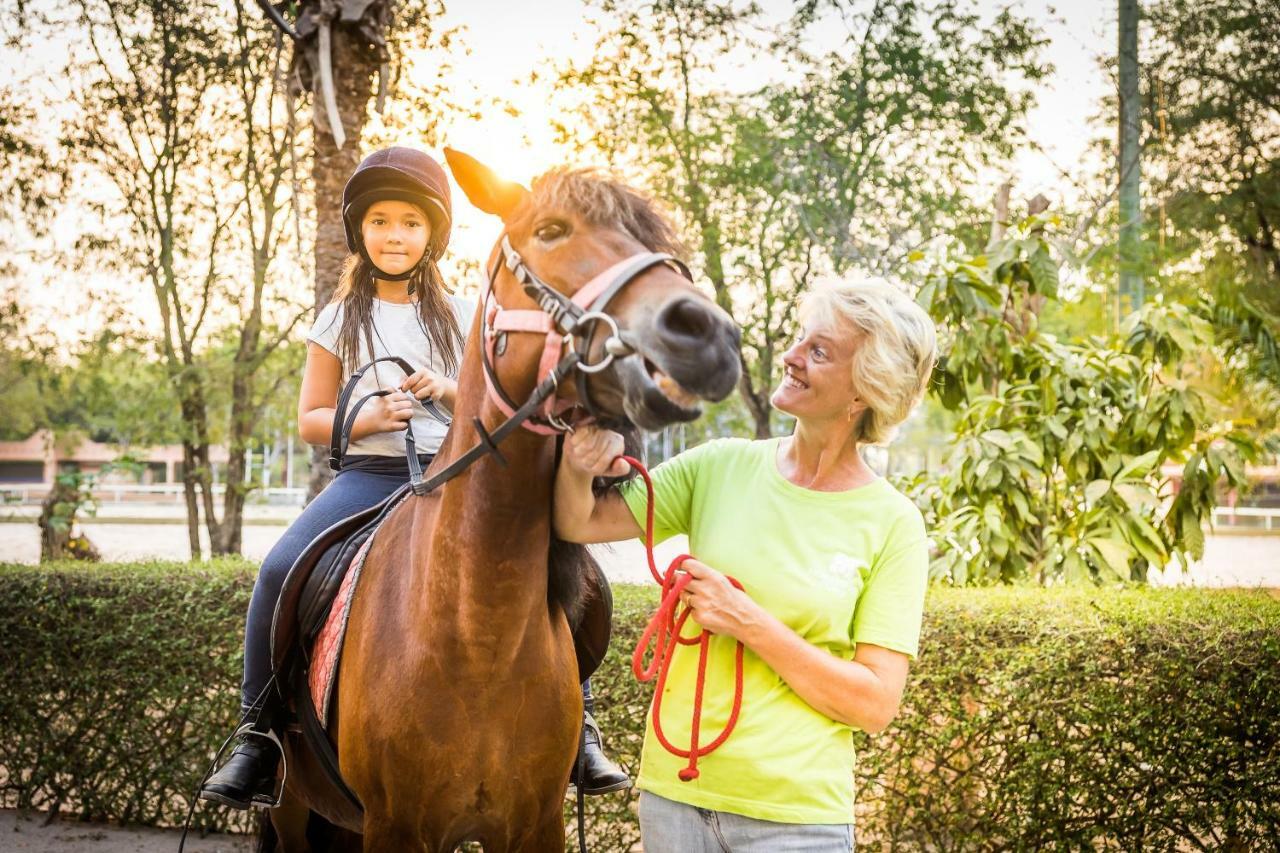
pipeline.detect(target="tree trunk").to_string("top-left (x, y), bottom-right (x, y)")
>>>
top-left (37, 480), bottom-right (76, 562)
top-left (307, 24), bottom-right (382, 503)
top-left (215, 336), bottom-right (259, 556)
top-left (1118, 0), bottom-right (1143, 315)
top-left (213, 437), bottom-right (247, 555)
top-left (989, 181), bottom-right (1012, 246)
top-left (180, 444), bottom-right (203, 559)
top-left (738, 365), bottom-right (774, 439)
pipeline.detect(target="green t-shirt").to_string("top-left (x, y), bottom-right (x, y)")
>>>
top-left (618, 437), bottom-right (929, 824)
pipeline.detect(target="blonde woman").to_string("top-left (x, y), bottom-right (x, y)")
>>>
top-left (554, 279), bottom-right (937, 851)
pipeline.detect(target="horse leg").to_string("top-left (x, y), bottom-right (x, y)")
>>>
top-left (510, 811), bottom-right (566, 853)
top-left (320, 825), bottom-right (364, 853)
top-left (361, 819), bottom-right (423, 853)
top-left (267, 795), bottom-right (312, 853)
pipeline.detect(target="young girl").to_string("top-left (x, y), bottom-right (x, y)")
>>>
top-left (201, 146), bottom-right (626, 810)
top-left (199, 146), bottom-right (466, 808)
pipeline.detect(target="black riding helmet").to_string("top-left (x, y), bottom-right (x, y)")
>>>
top-left (342, 147), bottom-right (452, 282)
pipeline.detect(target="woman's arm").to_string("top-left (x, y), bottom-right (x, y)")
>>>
top-left (553, 425), bottom-right (642, 544)
top-left (678, 559), bottom-right (910, 733)
top-left (296, 343), bottom-right (412, 446)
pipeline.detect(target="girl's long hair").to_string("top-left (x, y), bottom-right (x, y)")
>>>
top-left (329, 254), bottom-right (465, 381)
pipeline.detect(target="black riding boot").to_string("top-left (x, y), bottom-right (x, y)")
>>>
top-left (199, 701), bottom-right (284, 810)
top-left (574, 683), bottom-right (631, 796)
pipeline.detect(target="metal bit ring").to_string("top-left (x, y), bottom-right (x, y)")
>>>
top-left (575, 311), bottom-right (627, 374)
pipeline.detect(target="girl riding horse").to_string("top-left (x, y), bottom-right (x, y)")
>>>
top-left (199, 147), bottom-right (627, 812)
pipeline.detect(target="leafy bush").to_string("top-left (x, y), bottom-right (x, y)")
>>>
top-left (0, 559), bottom-right (254, 834)
top-left (2, 562), bottom-right (1277, 850)
top-left (911, 221), bottom-right (1259, 584)
top-left (855, 586), bottom-right (1280, 851)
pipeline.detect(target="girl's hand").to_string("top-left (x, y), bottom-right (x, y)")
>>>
top-left (400, 367), bottom-right (457, 409)
top-left (367, 391), bottom-right (415, 433)
top-left (563, 424), bottom-right (631, 478)
top-left (679, 558), bottom-right (766, 643)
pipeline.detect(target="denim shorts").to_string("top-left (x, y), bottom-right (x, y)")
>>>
top-left (639, 791), bottom-right (854, 852)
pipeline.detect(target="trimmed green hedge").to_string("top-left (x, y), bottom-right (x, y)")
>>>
top-left (0, 560), bottom-right (253, 834)
top-left (1, 560), bottom-right (1278, 850)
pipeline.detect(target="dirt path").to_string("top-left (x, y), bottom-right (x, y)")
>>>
top-left (0, 810), bottom-right (250, 853)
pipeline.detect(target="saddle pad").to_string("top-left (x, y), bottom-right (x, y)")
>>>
top-left (308, 532), bottom-right (377, 728)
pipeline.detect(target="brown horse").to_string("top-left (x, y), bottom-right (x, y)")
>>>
top-left (269, 149), bottom-right (741, 851)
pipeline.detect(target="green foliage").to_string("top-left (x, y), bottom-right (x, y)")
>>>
top-left (1078, 0), bottom-right (1280, 437)
top-left (55, 334), bottom-right (187, 447)
top-left (0, 559), bottom-right (254, 832)
top-left (0, 300), bottom-right (52, 441)
top-left (908, 220), bottom-right (1259, 585)
top-left (860, 586), bottom-right (1280, 850)
top-left (41, 471), bottom-right (97, 537)
top-left (0, 314), bottom-right (186, 446)
top-left (552, 0), bottom-right (1049, 436)
top-left (2, 566), bottom-right (1277, 850)
top-left (1199, 278), bottom-right (1280, 392)
top-left (1142, 0), bottom-right (1280, 296)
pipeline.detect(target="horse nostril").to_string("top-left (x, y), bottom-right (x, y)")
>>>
top-left (657, 297), bottom-right (716, 342)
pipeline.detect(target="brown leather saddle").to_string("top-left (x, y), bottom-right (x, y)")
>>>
top-left (269, 483), bottom-right (408, 681)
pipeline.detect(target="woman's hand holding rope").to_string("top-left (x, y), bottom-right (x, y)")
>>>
top-left (675, 558), bottom-right (765, 644)
top-left (563, 423), bottom-right (632, 479)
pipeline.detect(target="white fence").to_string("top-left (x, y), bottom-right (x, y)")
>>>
top-left (1210, 506), bottom-right (1280, 531)
top-left (3, 482), bottom-right (1279, 528)
top-left (0, 483), bottom-right (307, 507)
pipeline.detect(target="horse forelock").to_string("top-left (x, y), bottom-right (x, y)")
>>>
top-left (530, 168), bottom-right (686, 257)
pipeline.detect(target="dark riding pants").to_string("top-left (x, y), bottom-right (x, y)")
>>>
top-left (241, 466), bottom-right (408, 711)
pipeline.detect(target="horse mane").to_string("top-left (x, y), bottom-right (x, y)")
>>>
top-left (530, 168), bottom-right (687, 258)
top-left (548, 425), bottom-right (645, 628)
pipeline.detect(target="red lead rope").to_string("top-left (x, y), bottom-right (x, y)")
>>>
top-left (620, 454), bottom-right (745, 782)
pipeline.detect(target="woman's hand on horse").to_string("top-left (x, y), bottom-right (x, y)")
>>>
top-left (370, 391), bottom-right (415, 433)
top-left (679, 558), bottom-right (765, 643)
top-left (563, 424), bottom-right (631, 478)
top-left (400, 368), bottom-right (456, 408)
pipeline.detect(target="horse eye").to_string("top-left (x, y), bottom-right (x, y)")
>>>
top-left (535, 222), bottom-right (568, 242)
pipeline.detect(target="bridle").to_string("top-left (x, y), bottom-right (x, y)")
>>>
top-left (327, 232), bottom-right (694, 497)
top-left (480, 234), bottom-right (692, 433)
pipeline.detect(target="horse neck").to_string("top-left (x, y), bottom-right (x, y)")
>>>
top-left (413, 336), bottom-right (558, 620)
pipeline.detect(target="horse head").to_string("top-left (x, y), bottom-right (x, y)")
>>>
top-left (444, 147), bottom-right (741, 432)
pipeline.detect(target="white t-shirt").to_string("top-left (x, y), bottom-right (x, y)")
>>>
top-left (306, 295), bottom-right (476, 458)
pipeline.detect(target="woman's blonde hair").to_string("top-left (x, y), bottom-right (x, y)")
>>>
top-left (798, 278), bottom-right (937, 445)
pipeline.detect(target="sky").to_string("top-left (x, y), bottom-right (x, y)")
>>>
top-left (424, 0), bottom-right (1116, 279)
top-left (4, 0), bottom-right (1119, 344)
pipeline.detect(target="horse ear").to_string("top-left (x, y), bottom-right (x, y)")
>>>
top-left (443, 147), bottom-right (529, 221)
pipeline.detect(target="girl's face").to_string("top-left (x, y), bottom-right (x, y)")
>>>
top-left (770, 321), bottom-right (864, 424)
top-left (362, 200), bottom-right (431, 277)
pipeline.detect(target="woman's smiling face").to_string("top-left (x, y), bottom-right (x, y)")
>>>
top-left (771, 322), bottom-right (863, 423)
top-left (362, 200), bottom-right (431, 276)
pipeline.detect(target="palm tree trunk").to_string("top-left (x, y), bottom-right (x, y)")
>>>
top-left (307, 24), bottom-right (381, 501)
